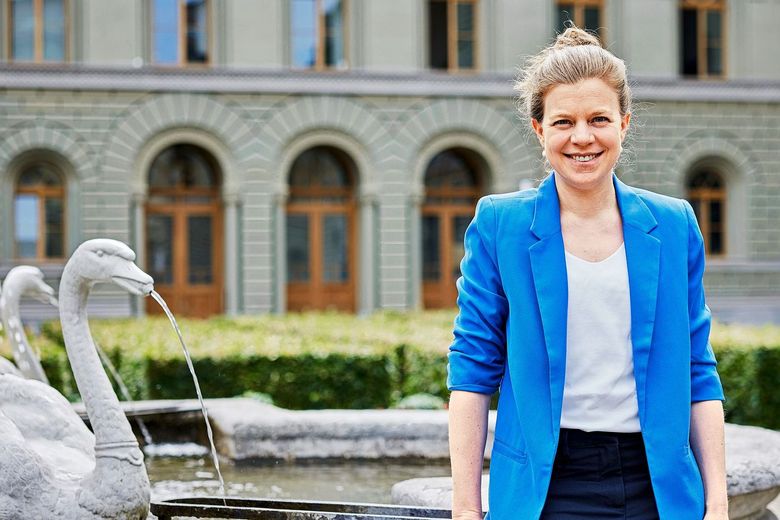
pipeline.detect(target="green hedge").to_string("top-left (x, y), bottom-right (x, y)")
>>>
top-left (2, 313), bottom-right (779, 429)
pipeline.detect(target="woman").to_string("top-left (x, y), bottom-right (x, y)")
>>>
top-left (447, 27), bottom-right (728, 520)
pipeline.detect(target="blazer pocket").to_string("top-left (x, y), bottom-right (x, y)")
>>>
top-left (492, 438), bottom-right (528, 465)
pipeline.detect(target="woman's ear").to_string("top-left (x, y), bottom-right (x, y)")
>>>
top-left (531, 118), bottom-right (544, 146)
top-left (620, 112), bottom-right (631, 141)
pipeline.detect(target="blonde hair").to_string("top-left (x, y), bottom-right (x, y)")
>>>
top-left (515, 27), bottom-right (632, 123)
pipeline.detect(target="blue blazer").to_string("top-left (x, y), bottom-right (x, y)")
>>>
top-left (448, 173), bottom-right (724, 519)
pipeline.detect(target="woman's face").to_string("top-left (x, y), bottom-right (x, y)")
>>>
top-left (531, 77), bottom-right (630, 193)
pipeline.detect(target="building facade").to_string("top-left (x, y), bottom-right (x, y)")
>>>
top-left (1, 0), bottom-right (779, 323)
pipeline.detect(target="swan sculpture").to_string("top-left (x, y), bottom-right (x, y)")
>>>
top-left (0, 279), bottom-right (22, 377)
top-left (0, 239), bottom-right (152, 519)
top-left (0, 266), bottom-right (57, 383)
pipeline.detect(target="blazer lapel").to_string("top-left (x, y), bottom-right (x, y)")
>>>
top-left (614, 176), bottom-right (660, 424)
top-left (529, 174), bottom-right (568, 434)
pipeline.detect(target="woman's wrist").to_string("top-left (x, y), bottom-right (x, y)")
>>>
top-left (705, 497), bottom-right (728, 513)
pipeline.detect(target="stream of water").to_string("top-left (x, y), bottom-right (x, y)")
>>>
top-left (150, 290), bottom-right (227, 502)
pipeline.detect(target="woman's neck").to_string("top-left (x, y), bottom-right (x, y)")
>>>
top-left (554, 174), bottom-right (618, 219)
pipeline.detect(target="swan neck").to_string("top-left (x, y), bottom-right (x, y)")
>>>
top-left (58, 267), bottom-right (139, 454)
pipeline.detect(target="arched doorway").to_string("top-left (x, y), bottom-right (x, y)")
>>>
top-left (145, 144), bottom-right (223, 317)
top-left (687, 168), bottom-right (726, 257)
top-left (286, 146), bottom-right (357, 312)
top-left (422, 148), bottom-right (483, 309)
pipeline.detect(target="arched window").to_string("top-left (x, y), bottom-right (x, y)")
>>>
top-left (422, 148), bottom-right (483, 308)
top-left (146, 144), bottom-right (223, 317)
top-left (286, 146), bottom-right (356, 312)
top-left (687, 169), bottom-right (726, 256)
top-left (14, 162), bottom-right (66, 259)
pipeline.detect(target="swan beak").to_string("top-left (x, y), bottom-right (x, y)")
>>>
top-left (31, 281), bottom-right (58, 307)
top-left (111, 263), bottom-right (155, 296)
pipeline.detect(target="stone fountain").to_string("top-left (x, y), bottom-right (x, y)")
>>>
top-left (0, 239), bottom-right (151, 519)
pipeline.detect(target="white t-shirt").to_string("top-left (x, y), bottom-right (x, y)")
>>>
top-left (560, 243), bottom-right (641, 433)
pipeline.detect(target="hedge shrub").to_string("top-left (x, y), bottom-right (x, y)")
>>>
top-left (2, 313), bottom-right (778, 429)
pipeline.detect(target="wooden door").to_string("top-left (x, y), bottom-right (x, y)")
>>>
top-left (145, 144), bottom-right (223, 317)
top-left (422, 206), bottom-right (473, 309)
top-left (287, 202), bottom-right (355, 312)
top-left (285, 146), bottom-right (357, 312)
top-left (146, 202), bottom-right (223, 317)
top-left (421, 148), bottom-right (482, 309)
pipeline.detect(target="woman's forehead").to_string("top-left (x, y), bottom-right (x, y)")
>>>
top-left (543, 78), bottom-right (621, 114)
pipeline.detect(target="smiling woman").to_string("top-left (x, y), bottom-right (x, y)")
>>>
top-left (447, 26), bottom-right (728, 520)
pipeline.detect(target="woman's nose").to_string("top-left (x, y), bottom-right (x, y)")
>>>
top-left (570, 122), bottom-right (594, 144)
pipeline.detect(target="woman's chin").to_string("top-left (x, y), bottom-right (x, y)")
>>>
top-left (554, 168), bottom-right (613, 192)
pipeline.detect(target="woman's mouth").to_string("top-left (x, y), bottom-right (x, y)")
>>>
top-left (564, 151), bottom-right (604, 163)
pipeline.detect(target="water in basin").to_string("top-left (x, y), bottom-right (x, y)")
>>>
top-left (146, 454), bottom-right (452, 504)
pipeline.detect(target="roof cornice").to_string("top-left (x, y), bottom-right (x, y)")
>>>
top-left (0, 65), bottom-right (778, 103)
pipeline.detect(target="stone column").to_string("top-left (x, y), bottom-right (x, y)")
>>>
top-left (273, 190), bottom-right (289, 314)
top-left (409, 192), bottom-right (425, 310)
top-left (358, 192), bottom-right (378, 315)
top-left (223, 193), bottom-right (240, 316)
top-left (131, 193), bottom-right (147, 318)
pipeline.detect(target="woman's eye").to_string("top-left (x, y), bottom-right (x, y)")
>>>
top-left (552, 119), bottom-right (571, 126)
top-left (592, 116), bottom-right (610, 124)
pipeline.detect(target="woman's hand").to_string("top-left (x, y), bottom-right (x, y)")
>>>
top-left (452, 511), bottom-right (484, 520)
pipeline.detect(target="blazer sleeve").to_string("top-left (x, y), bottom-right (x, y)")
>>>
top-left (447, 196), bottom-right (509, 395)
top-left (684, 200), bottom-right (725, 403)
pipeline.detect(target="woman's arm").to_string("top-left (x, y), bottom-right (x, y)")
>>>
top-left (684, 200), bottom-right (728, 519)
top-left (449, 390), bottom-right (490, 520)
top-left (447, 198), bottom-right (507, 519)
top-left (690, 400), bottom-right (728, 518)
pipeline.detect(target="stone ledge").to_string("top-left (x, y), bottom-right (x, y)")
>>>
top-left (206, 399), bottom-right (474, 462)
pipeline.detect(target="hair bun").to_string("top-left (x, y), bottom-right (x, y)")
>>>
top-left (553, 26), bottom-right (601, 49)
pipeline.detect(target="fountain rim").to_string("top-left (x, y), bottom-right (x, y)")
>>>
top-left (150, 496), bottom-right (452, 519)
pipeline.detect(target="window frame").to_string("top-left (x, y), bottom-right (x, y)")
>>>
top-left (13, 161), bottom-right (67, 261)
top-left (555, 0), bottom-right (604, 42)
top-left (428, 0), bottom-right (480, 73)
top-left (151, 0), bottom-right (212, 67)
top-left (5, 0), bottom-right (71, 63)
top-left (290, 0), bottom-right (349, 71)
top-left (680, 0), bottom-right (727, 78)
top-left (687, 171), bottom-right (727, 258)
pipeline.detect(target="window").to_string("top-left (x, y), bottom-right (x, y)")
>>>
top-left (687, 170), bottom-right (726, 256)
top-left (7, 0), bottom-right (69, 62)
top-left (152, 0), bottom-right (209, 65)
top-left (291, 0), bottom-right (346, 70)
top-left (428, 0), bottom-right (478, 72)
top-left (556, 0), bottom-right (603, 40)
top-left (680, 0), bottom-right (725, 77)
top-left (14, 163), bottom-right (65, 259)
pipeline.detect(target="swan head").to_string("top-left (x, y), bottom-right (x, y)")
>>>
top-left (2, 266), bottom-right (58, 306)
top-left (69, 239), bottom-right (154, 296)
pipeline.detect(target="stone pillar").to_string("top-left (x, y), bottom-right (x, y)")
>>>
top-left (273, 191), bottom-right (289, 314)
top-left (358, 192), bottom-right (378, 315)
top-left (223, 193), bottom-right (240, 316)
top-left (409, 192), bottom-right (425, 310)
top-left (132, 193), bottom-right (147, 318)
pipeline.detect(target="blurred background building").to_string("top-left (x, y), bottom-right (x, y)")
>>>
top-left (0, 0), bottom-right (778, 323)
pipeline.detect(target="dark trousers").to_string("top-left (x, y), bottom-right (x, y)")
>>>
top-left (540, 429), bottom-right (660, 519)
